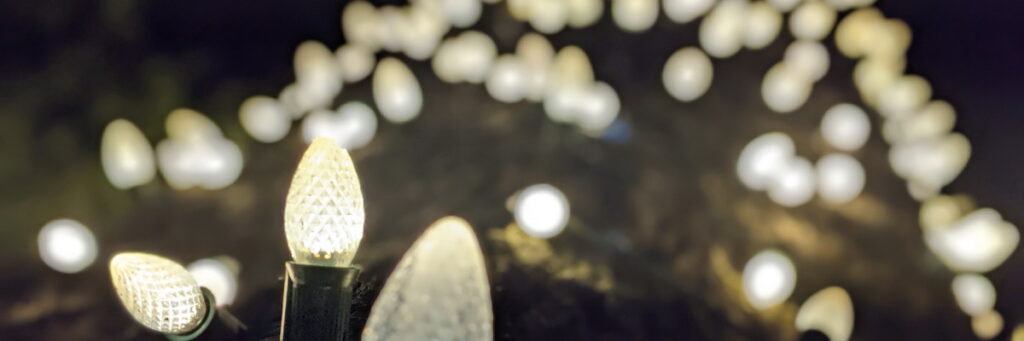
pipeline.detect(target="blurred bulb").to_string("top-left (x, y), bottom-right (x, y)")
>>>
top-left (101, 119), bottom-right (156, 189)
top-left (853, 56), bottom-right (905, 108)
top-left (187, 258), bottom-right (239, 307)
top-left (612, 0), bottom-right (659, 33)
top-left (456, 31), bottom-right (498, 84)
top-left (766, 0), bottom-right (800, 12)
top-left (816, 153), bottom-right (865, 204)
top-left (796, 287), bottom-right (854, 341)
top-left (877, 74), bottom-right (932, 120)
top-left (925, 208), bottom-right (1019, 273)
top-left (515, 33), bottom-right (555, 102)
top-left (38, 219), bottom-right (97, 274)
top-left (742, 249), bottom-right (797, 309)
top-left (336, 44), bottom-right (376, 83)
top-left (973, 310), bottom-right (1004, 340)
top-left (700, 0), bottom-right (748, 58)
top-left (550, 45), bottom-right (595, 91)
top-left (892, 100), bottom-right (956, 144)
top-left (507, 0), bottom-right (533, 20)
top-left (952, 274), bottom-right (996, 317)
top-left (865, 19), bottom-right (911, 60)
top-left (662, 47), bottom-right (714, 102)
top-left (889, 133), bottom-right (970, 190)
top-left (362, 216), bottom-right (492, 341)
top-left (441, 0), bottom-right (482, 28)
top-left (302, 102), bottom-right (378, 150)
top-left (486, 55), bottom-right (529, 103)
top-left (165, 108), bottom-right (222, 143)
top-left (342, 1), bottom-right (381, 51)
top-left (284, 138), bottom-right (365, 267)
top-left (743, 2), bottom-right (782, 49)
top-left (919, 194), bottom-right (974, 232)
top-left (1013, 324), bottom-right (1024, 341)
top-left (834, 7), bottom-right (883, 58)
top-left (567, 0), bottom-right (604, 28)
top-left (110, 252), bottom-right (206, 334)
top-left (789, 1), bottom-right (836, 41)
top-left (737, 132), bottom-right (795, 191)
top-left (514, 184), bottom-right (570, 239)
top-left (375, 6), bottom-right (406, 53)
top-left (158, 109), bottom-right (243, 190)
top-left (768, 156), bottom-right (815, 207)
top-left (762, 62), bottom-right (813, 113)
top-left (577, 82), bottom-right (621, 137)
top-left (400, 4), bottom-right (450, 61)
top-left (293, 41), bottom-right (342, 112)
top-left (239, 96), bottom-right (290, 143)
top-left (529, 0), bottom-right (569, 34)
top-left (664, 0), bottom-right (715, 23)
top-left (374, 57), bottom-right (423, 124)
top-left (784, 40), bottom-right (830, 81)
top-left (820, 103), bottom-right (870, 152)
top-left (432, 37), bottom-right (464, 83)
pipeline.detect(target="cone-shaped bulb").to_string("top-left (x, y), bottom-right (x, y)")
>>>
top-left (109, 252), bottom-right (206, 334)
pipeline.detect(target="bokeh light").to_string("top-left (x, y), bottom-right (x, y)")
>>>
top-left (742, 249), bottom-right (797, 309)
top-left (37, 219), bottom-right (98, 274)
top-left (187, 258), bottom-right (239, 307)
top-left (514, 184), bottom-right (571, 239)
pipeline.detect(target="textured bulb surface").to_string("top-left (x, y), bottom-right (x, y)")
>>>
top-left (284, 137), bottom-right (365, 267)
top-left (109, 253), bottom-right (206, 334)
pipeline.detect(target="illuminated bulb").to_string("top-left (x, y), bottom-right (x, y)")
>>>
top-left (766, 0), bottom-right (800, 12)
top-left (187, 258), bottom-right (239, 307)
top-left (362, 217), bottom-right (493, 341)
top-left (816, 153), bottom-right (865, 204)
top-left (239, 96), bottom-right (290, 143)
top-left (567, 0), bottom-right (604, 28)
top-left (784, 40), bottom-right (830, 81)
top-left (1013, 324), bottom-right (1024, 341)
top-left (762, 62), bottom-right (813, 113)
top-left (853, 56), bottom-right (905, 107)
top-left (342, 1), bottom-right (381, 51)
top-left (768, 156), bottom-right (815, 207)
top-left (952, 274), bottom-right (996, 317)
top-left (889, 133), bottom-right (970, 190)
top-left (514, 184), bottom-right (570, 239)
top-left (302, 102), bottom-right (378, 150)
top-left (865, 19), bottom-right (911, 60)
top-left (158, 109), bottom-right (243, 190)
top-left (795, 287), bottom-right (854, 341)
top-left (789, 1), bottom-right (836, 41)
top-left (662, 47), bottom-right (714, 102)
top-left (892, 100), bottom-right (956, 144)
top-left (101, 119), bottom-right (156, 189)
top-left (293, 41), bottom-right (342, 112)
top-left (399, 4), bottom-right (450, 61)
top-left (834, 7), bottom-right (883, 58)
top-left (440, 0), bottom-right (482, 28)
top-left (576, 82), bottom-right (621, 137)
top-left (507, 0), bottom-right (533, 20)
top-left (742, 249), bottom-right (797, 309)
top-left (165, 108), bottom-right (222, 143)
top-left (38, 219), bottom-right (97, 274)
top-left (374, 6), bottom-right (406, 53)
top-left (919, 194), bottom-right (974, 232)
top-left (973, 310), bottom-right (1004, 340)
top-left (455, 31), bottom-right (498, 84)
top-left (612, 0), bottom-right (659, 33)
top-left (432, 38), bottom-right (464, 83)
top-left (820, 103), bottom-right (870, 152)
top-left (373, 57), bottom-right (423, 124)
top-left (515, 33), bottom-right (555, 102)
top-left (743, 2), bottom-right (783, 50)
top-left (700, 0), bottom-right (748, 58)
top-left (664, 0), bottom-right (715, 23)
top-left (737, 132), bottom-right (796, 191)
top-left (284, 137), bottom-right (365, 267)
top-left (528, 0), bottom-right (569, 34)
top-left (336, 44), bottom-right (376, 83)
top-left (110, 253), bottom-right (206, 334)
top-left (877, 75), bottom-right (932, 119)
top-left (486, 55), bottom-right (529, 103)
top-left (925, 208), bottom-right (1019, 273)
top-left (549, 45), bottom-right (594, 91)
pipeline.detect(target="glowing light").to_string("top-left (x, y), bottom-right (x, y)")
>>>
top-left (664, 0), bottom-right (715, 24)
top-left (789, 0), bottom-right (836, 41)
top-left (662, 47), bottom-right (714, 102)
top-left (742, 249), bottom-right (797, 309)
top-left (784, 40), bottom-right (830, 81)
top-left (567, 0), bottom-right (604, 28)
top-left (952, 274), bottom-right (996, 317)
top-left (528, 0), bottom-right (569, 34)
top-left (891, 100), bottom-right (956, 144)
top-left (919, 194), bottom-right (974, 232)
top-left (374, 57), bottom-right (423, 124)
top-left (816, 153), bottom-right (865, 205)
top-left (889, 133), bottom-right (970, 191)
top-left (1013, 324), bottom-right (1024, 341)
top-left (877, 74), bottom-right (932, 119)
top-left (820, 103), bottom-right (870, 152)
top-left (342, 1), bottom-right (381, 51)
top-left (336, 44), bottom-right (376, 83)
top-left (768, 156), bottom-right (816, 207)
top-left (737, 132), bottom-right (795, 191)
top-left (284, 138), bottom-right (365, 267)
top-left (101, 119), bottom-right (156, 189)
top-left (612, 0), bottom-right (659, 33)
top-left (925, 208), bottom-right (1019, 273)
top-left (486, 55), bottom-right (529, 103)
top-left (432, 31), bottom-right (497, 84)
top-left (110, 252), bottom-right (206, 334)
top-left (38, 219), bottom-right (97, 274)
top-left (866, 19), bottom-right (911, 60)
top-left (743, 2), bottom-right (782, 50)
top-left (700, 0), bottom-right (748, 58)
top-left (853, 56), bottom-right (905, 107)
top-left (766, 0), bottom-right (800, 12)
top-left (157, 109), bottom-right (243, 190)
top-left (302, 102), bottom-right (378, 150)
top-left (972, 310), bottom-right (1004, 340)
top-left (293, 41), bottom-right (342, 113)
top-left (187, 258), bottom-right (239, 307)
top-left (577, 82), bottom-right (621, 137)
top-left (762, 62), bottom-right (813, 113)
top-left (834, 7), bottom-right (883, 58)
top-left (514, 184), bottom-right (570, 239)
top-left (515, 33), bottom-right (555, 102)
top-left (362, 217), bottom-right (493, 341)
top-left (795, 287), bottom-right (854, 341)
top-left (399, 4), bottom-right (450, 61)
top-left (440, 0), bottom-right (482, 28)
top-left (550, 45), bottom-right (595, 91)
top-left (239, 96), bottom-right (290, 143)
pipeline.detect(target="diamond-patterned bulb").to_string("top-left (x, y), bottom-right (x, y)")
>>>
top-left (284, 137), bottom-right (365, 267)
top-left (109, 252), bottom-right (206, 334)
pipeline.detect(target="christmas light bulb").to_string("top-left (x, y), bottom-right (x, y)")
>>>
top-left (110, 252), bottom-right (206, 335)
top-left (284, 137), bottom-right (365, 267)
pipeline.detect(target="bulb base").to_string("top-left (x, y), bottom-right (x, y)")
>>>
top-left (165, 287), bottom-right (249, 341)
top-left (279, 261), bottom-right (360, 341)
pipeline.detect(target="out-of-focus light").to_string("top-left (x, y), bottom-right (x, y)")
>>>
top-left (293, 41), bottom-right (342, 113)
top-left (789, 1), bottom-right (836, 41)
top-left (662, 47), bottom-right (714, 102)
top-left (374, 57), bottom-right (423, 124)
top-left (1012, 324), bottom-right (1024, 341)
top-left (38, 219), bottom-right (98, 274)
top-left (952, 274), bottom-right (996, 317)
top-left (766, 0), bottom-right (800, 12)
top-left (399, 4), bottom-right (450, 61)
top-left (577, 82), bottom-right (621, 137)
top-left (866, 18), bottom-right (911, 60)
top-left (440, 0), bottom-right (482, 28)
top-left (762, 62), bottom-right (813, 113)
top-left (187, 258), bottom-right (239, 307)
top-left (768, 156), bottom-right (815, 207)
top-left (165, 108), bottom-right (222, 143)
top-left (361, 216), bottom-right (492, 341)
top-left (795, 287), bottom-right (854, 341)
top-left (877, 74), bottom-right (931, 119)
top-left (742, 249), bottom-right (797, 309)
top-left (892, 100), bottom-right (956, 144)
top-left (158, 109), bottom-right (243, 190)
top-left (284, 138), bottom-right (365, 267)
top-left (486, 55), bottom-right (529, 103)
top-left (816, 153), bottom-right (865, 205)
top-left (507, 0), bottom-right (533, 20)
top-left (784, 40), bottom-right (830, 81)
top-left (515, 33), bottom-right (555, 102)
top-left (664, 0), bottom-right (715, 24)
top-left (514, 184), bottom-right (570, 239)
top-left (919, 194), bottom-right (974, 232)
top-left (853, 57), bottom-right (904, 108)
top-left (567, 0), bottom-right (604, 28)
top-left (925, 208), bottom-right (1019, 273)
top-left (343, 1), bottom-right (381, 51)
top-left (550, 45), bottom-right (595, 91)
top-left (432, 31), bottom-right (498, 84)
top-left (336, 44), bottom-right (376, 83)
top-left (737, 132), bottom-right (795, 191)
top-left (101, 119), bottom-right (156, 189)
top-left (528, 0), bottom-right (569, 34)
top-left (302, 102), bottom-right (378, 150)
top-left (743, 2), bottom-right (782, 50)
top-left (834, 7), bottom-right (882, 58)
top-left (612, 0), bottom-right (659, 33)
top-left (239, 96), bottom-right (290, 143)
top-left (820, 103), bottom-right (870, 152)
top-left (110, 252), bottom-right (206, 334)
top-left (972, 310), bottom-right (1004, 340)
top-left (700, 0), bottom-right (747, 58)
top-left (889, 133), bottom-right (970, 191)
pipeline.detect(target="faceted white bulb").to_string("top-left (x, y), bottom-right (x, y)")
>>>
top-left (816, 153), bottom-right (865, 204)
top-left (576, 82), bottom-right (621, 137)
top-left (789, 1), bottom-right (836, 41)
top-left (662, 47), bottom-right (714, 102)
top-left (441, 0), bottom-right (482, 28)
top-left (762, 62), bottom-right (813, 113)
top-left (514, 184), bottom-right (571, 239)
top-left (925, 208), bottom-right (1019, 273)
top-left (743, 2), bottom-right (783, 50)
top-left (973, 310), bottom-right (1004, 340)
top-left (335, 44), bottom-right (376, 84)
top-left (663, 0), bottom-right (715, 24)
top-left (373, 57), bottom-right (423, 124)
top-left (187, 258), bottom-right (238, 307)
top-left (110, 253), bottom-right (206, 334)
top-left (485, 55), bottom-right (529, 103)
top-left (515, 33), bottom-right (555, 102)
top-left (742, 249), bottom-right (797, 309)
top-left (528, 0), bottom-right (569, 34)
top-left (399, 4), bottom-right (450, 61)
top-left (302, 102), bottom-right (378, 150)
top-left (736, 132), bottom-right (796, 191)
top-left (893, 100), bottom-right (956, 144)
top-left (284, 138), bottom-right (365, 267)
top-left (101, 119), bottom-right (156, 189)
top-left (766, 0), bottom-right (800, 12)
top-left (38, 219), bottom-right (97, 274)
top-left (239, 96), bottom-right (290, 143)
top-left (700, 0), bottom-right (748, 58)
top-left (795, 287), bottom-right (854, 341)
top-left (343, 1), bottom-right (381, 51)
top-left (853, 56), bottom-right (905, 108)
top-left (455, 31), bottom-right (498, 84)
top-left (820, 103), bottom-right (870, 152)
top-left (612, 0), bottom-right (660, 33)
top-left (567, 0), bottom-right (604, 28)
top-left (952, 274), bottom-right (996, 317)
top-left (834, 7), bottom-right (883, 58)
top-left (362, 217), bottom-right (493, 341)
top-left (783, 40), bottom-right (829, 81)
top-left (768, 156), bottom-right (815, 207)
top-left (919, 194), bottom-right (973, 232)
top-left (877, 75), bottom-right (932, 120)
